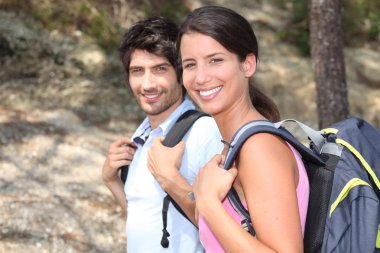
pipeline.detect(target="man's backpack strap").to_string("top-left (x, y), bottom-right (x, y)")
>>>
top-left (118, 109), bottom-right (208, 248)
top-left (159, 109), bottom-right (209, 248)
top-left (162, 109), bottom-right (209, 146)
top-left (120, 110), bottom-right (208, 184)
top-left (120, 163), bottom-right (129, 184)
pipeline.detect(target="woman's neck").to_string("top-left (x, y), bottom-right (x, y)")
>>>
top-left (214, 102), bottom-right (266, 144)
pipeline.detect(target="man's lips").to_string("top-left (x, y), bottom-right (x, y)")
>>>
top-left (141, 92), bottom-right (162, 102)
top-left (144, 93), bottom-right (160, 99)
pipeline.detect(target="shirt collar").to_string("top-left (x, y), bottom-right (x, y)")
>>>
top-left (131, 97), bottom-right (196, 144)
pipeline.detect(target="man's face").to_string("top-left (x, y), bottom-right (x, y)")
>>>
top-left (128, 49), bottom-right (182, 117)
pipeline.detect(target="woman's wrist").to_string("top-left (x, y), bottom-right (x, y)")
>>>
top-left (197, 196), bottom-right (224, 219)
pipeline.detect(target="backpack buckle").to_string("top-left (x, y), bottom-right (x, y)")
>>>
top-left (241, 218), bottom-right (255, 236)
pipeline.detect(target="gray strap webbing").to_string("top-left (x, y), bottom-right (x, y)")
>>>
top-left (274, 119), bottom-right (325, 153)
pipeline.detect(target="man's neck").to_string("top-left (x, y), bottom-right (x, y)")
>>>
top-left (148, 98), bottom-right (184, 130)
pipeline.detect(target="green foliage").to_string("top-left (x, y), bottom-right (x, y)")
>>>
top-left (75, 1), bottom-right (120, 52)
top-left (271, 0), bottom-right (380, 55)
top-left (0, 0), bottom-right (121, 53)
top-left (272, 0), bottom-right (310, 56)
top-left (143, 0), bottom-right (189, 25)
top-left (343, 0), bottom-right (380, 44)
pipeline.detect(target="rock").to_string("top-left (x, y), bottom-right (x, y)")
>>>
top-left (345, 48), bottom-right (380, 89)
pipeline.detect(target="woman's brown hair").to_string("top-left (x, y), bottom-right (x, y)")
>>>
top-left (177, 6), bottom-right (280, 122)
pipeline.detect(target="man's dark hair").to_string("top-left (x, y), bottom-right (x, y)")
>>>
top-left (119, 16), bottom-right (181, 84)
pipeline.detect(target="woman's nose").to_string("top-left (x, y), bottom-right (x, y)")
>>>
top-left (195, 66), bottom-right (211, 85)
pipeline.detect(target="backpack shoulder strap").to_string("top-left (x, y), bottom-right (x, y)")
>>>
top-left (120, 109), bottom-right (208, 184)
top-left (224, 120), bottom-right (325, 236)
top-left (119, 109), bottom-right (209, 248)
top-left (224, 120), bottom-right (324, 170)
top-left (163, 109), bottom-right (209, 147)
top-left (160, 109), bottom-right (209, 248)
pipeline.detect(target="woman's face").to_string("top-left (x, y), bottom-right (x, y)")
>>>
top-left (180, 32), bottom-right (254, 116)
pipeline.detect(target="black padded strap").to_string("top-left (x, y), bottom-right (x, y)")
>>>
top-left (120, 165), bottom-right (129, 184)
top-left (161, 194), bottom-right (171, 248)
top-left (118, 109), bottom-right (209, 248)
top-left (159, 110), bottom-right (208, 247)
top-left (162, 109), bottom-right (208, 146)
top-left (120, 110), bottom-right (208, 184)
top-left (228, 188), bottom-right (255, 236)
top-left (224, 121), bottom-right (324, 170)
top-left (225, 121), bottom-right (325, 232)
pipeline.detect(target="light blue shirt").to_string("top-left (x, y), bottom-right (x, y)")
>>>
top-left (125, 98), bottom-right (223, 253)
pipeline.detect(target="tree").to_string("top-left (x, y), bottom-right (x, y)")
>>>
top-left (309, 0), bottom-right (349, 128)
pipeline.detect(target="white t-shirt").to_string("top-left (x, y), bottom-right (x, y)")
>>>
top-left (125, 99), bottom-right (223, 253)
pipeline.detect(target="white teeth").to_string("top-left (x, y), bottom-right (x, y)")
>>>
top-left (145, 94), bottom-right (160, 99)
top-left (200, 87), bottom-right (221, 97)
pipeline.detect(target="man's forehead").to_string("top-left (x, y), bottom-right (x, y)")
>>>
top-left (130, 49), bottom-right (170, 67)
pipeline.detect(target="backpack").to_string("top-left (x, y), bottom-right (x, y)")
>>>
top-left (224, 117), bottom-right (380, 253)
top-left (119, 109), bottom-right (208, 248)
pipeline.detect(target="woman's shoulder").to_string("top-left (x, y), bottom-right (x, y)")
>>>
top-left (239, 132), bottom-right (296, 169)
top-left (242, 132), bottom-right (289, 150)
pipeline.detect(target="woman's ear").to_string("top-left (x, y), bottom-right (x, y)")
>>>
top-left (243, 53), bottom-right (256, 77)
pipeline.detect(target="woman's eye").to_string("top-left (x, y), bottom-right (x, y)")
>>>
top-left (210, 58), bottom-right (223, 64)
top-left (183, 63), bottom-right (195, 69)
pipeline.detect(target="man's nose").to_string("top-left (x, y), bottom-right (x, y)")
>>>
top-left (142, 71), bottom-right (157, 90)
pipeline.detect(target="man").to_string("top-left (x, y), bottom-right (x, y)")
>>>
top-left (102, 17), bottom-right (222, 253)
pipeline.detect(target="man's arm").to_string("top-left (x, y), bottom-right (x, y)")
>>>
top-left (102, 137), bottom-right (136, 214)
top-left (147, 138), bottom-right (197, 225)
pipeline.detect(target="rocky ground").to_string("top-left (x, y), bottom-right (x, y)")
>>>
top-left (1, 1), bottom-right (380, 253)
top-left (0, 9), bottom-right (140, 253)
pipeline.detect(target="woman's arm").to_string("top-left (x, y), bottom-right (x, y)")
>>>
top-left (194, 133), bottom-right (303, 253)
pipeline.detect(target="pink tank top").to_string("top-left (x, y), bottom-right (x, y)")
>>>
top-left (198, 143), bottom-right (309, 252)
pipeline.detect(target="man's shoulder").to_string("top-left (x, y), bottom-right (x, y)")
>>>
top-left (185, 115), bottom-right (221, 145)
top-left (190, 115), bottom-right (219, 134)
top-left (183, 115), bottom-right (223, 163)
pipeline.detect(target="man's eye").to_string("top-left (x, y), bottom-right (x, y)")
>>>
top-left (130, 68), bottom-right (143, 74)
top-left (155, 66), bottom-right (167, 72)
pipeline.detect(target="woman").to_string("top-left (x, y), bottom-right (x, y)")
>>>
top-left (148, 6), bottom-right (308, 252)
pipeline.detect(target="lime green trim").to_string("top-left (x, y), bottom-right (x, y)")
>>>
top-left (335, 138), bottom-right (380, 191)
top-left (323, 128), bottom-right (339, 134)
top-left (377, 224), bottom-right (380, 248)
top-left (329, 178), bottom-right (370, 217)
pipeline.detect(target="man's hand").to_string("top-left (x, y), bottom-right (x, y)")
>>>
top-left (147, 137), bottom-right (185, 190)
top-left (102, 137), bottom-right (136, 183)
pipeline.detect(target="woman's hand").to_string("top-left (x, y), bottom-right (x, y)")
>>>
top-left (193, 155), bottom-right (238, 212)
top-left (102, 137), bottom-right (136, 183)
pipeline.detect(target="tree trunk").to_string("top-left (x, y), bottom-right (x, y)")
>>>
top-left (309, 0), bottom-right (349, 129)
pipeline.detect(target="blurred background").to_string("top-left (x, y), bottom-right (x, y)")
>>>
top-left (0, 0), bottom-right (379, 252)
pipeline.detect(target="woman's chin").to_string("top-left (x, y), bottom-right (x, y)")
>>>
top-left (199, 105), bottom-right (220, 116)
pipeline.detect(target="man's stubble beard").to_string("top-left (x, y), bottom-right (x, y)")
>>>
top-left (137, 88), bottom-right (182, 117)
